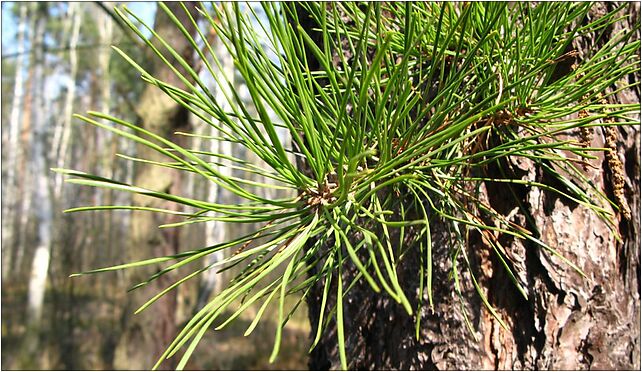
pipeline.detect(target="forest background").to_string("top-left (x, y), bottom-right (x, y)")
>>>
top-left (1, 2), bottom-right (310, 369)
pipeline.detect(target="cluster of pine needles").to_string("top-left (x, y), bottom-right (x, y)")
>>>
top-left (55, 2), bottom-right (639, 370)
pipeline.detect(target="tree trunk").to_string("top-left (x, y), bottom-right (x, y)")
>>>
top-left (47, 4), bottom-right (83, 369)
top-left (305, 3), bottom-right (640, 370)
top-left (22, 3), bottom-right (53, 364)
top-left (113, 3), bottom-right (201, 370)
top-left (2, 3), bottom-right (28, 281)
top-left (97, 2), bottom-right (115, 257)
top-left (14, 2), bottom-right (40, 280)
top-left (52, 2), bottom-right (81, 196)
top-left (195, 33), bottom-right (234, 311)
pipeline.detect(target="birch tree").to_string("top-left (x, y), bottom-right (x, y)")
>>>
top-left (195, 29), bottom-right (235, 311)
top-left (2, 3), bottom-right (28, 280)
top-left (13, 2), bottom-right (44, 281)
top-left (23, 4), bottom-right (52, 361)
top-left (52, 2), bottom-right (81, 197)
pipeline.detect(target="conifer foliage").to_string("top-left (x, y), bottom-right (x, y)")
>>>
top-left (57, 2), bottom-right (640, 369)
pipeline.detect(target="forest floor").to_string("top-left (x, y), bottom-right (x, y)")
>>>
top-left (1, 281), bottom-right (310, 370)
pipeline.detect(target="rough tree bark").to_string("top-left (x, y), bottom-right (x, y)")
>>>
top-left (113, 3), bottom-right (200, 370)
top-left (304, 3), bottom-right (640, 370)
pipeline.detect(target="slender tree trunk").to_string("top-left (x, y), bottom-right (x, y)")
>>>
top-left (305, 3), bottom-right (640, 370)
top-left (195, 34), bottom-right (234, 311)
top-left (52, 2), bottom-right (81, 196)
top-left (98, 2), bottom-right (114, 174)
top-left (97, 1), bottom-right (115, 238)
top-left (94, 8), bottom-right (123, 367)
top-left (22, 4), bottom-right (52, 365)
top-left (47, 4), bottom-right (83, 369)
top-left (88, 0), bottom-right (117, 290)
top-left (113, 3), bottom-right (201, 369)
top-left (13, 3), bottom-right (40, 280)
top-left (3, 3), bottom-right (28, 281)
